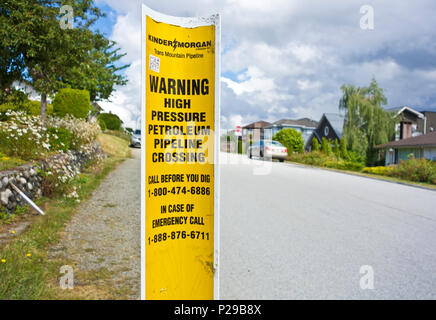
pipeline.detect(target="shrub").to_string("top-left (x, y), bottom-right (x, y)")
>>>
top-left (333, 139), bottom-right (340, 157)
top-left (288, 151), bottom-right (332, 166)
top-left (47, 127), bottom-right (71, 152)
top-left (340, 137), bottom-right (349, 160)
top-left (273, 128), bottom-right (304, 155)
top-left (321, 137), bottom-right (332, 155)
top-left (238, 139), bottom-right (243, 154)
top-left (362, 166), bottom-right (394, 176)
top-left (323, 160), bottom-right (364, 171)
top-left (391, 157), bottom-right (436, 183)
top-left (52, 88), bottom-right (91, 119)
top-left (98, 113), bottom-right (122, 131)
top-left (0, 111), bottom-right (51, 160)
top-left (311, 137), bottom-right (319, 151)
top-left (47, 115), bottom-right (101, 150)
top-left (98, 118), bottom-right (107, 131)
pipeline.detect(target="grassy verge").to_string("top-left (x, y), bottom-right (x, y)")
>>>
top-left (286, 160), bottom-right (436, 191)
top-left (0, 154), bottom-right (27, 171)
top-left (0, 134), bottom-right (130, 299)
top-left (102, 130), bottom-right (131, 143)
top-left (97, 133), bottom-right (131, 158)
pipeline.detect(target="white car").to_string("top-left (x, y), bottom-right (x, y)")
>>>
top-left (247, 140), bottom-right (288, 162)
top-left (130, 129), bottom-right (141, 148)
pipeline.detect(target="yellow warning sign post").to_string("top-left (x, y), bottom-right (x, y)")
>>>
top-left (141, 5), bottom-right (220, 300)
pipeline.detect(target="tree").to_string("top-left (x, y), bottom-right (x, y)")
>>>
top-left (333, 139), bottom-right (340, 157)
top-left (339, 78), bottom-right (396, 165)
top-left (273, 129), bottom-right (304, 155)
top-left (0, 1), bottom-right (127, 124)
top-left (311, 137), bottom-right (319, 152)
top-left (321, 137), bottom-right (331, 155)
top-left (63, 33), bottom-right (129, 102)
top-left (340, 137), bottom-right (349, 160)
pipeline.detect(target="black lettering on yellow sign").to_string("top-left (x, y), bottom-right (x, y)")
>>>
top-left (149, 76), bottom-right (209, 96)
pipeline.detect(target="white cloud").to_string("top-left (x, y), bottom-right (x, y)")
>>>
top-left (98, 0), bottom-right (436, 130)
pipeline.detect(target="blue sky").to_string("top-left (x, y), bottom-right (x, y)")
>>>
top-left (93, 0), bottom-right (436, 130)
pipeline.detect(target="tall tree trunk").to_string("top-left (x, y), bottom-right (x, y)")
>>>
top-left (40, 92), bottom-right (47, 125)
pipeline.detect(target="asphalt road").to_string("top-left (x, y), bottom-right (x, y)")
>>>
top-left (219, 153), bottom-right (436, 299)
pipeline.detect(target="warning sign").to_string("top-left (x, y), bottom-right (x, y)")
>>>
top-left (141, 5), bottom-right (220, 300)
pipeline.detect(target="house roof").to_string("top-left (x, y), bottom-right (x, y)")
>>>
top-left (242, 120), bottom-right (271, 129)
top-left (377, 131), bottom-right (436, 148)
top-left (323, 113), bottom-right (345, 138)
top-left (266, 118), bottom-right (318, 128)
top-left (396, 106), bottom-right (425, 119)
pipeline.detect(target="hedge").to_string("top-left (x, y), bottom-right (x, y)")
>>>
top-left (98, 113), bottom-right (122, 131)
top-left (53, 88), bottom-right (91, 119)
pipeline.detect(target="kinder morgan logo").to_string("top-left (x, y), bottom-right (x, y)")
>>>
top-left (148, 35), bottom-right (212, 51)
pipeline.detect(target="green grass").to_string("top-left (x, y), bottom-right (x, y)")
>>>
top-left (0, 137), bottom-right (129, 299)
top-left (0, 154), bottom-right (27, 171)
top-left (103, 130), bottom-right (131, 143)
top-left (97, 133), bottom-right (131, 159)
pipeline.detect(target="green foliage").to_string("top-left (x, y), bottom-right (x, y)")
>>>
top-left (340, 137), bottom-right (349, 160)
top-left (0, 113), bottom-right (50, 160)
top-left (288, 150), bottom-right (364, 171)
top-left (0, 153), bottom-right (26, 171)
top-left (238, 139), bottom-right (243, 154)
top-left (98, 113), bottom-right (122, 131)
top-left (64, 34), bottom-right (129, 102)
top-left (391, 156), bottom-right (436, 184)
top-left (288, 151), bottom-right (331, 167)
top-left (333, 139), bottom-right (340, 157)
top-left (339, 78), bottom-right (396, 165)
top-left (125, 127), bottom-right (133, 134)
top-left (53, 88), bottom-right (91, 119)
top-left (323, 160), bottom-right (364, 171)
top-left (273, 129), bottom-right (304, 155)
top-left (321, 137), bottom-right (332, 155)
top-left (0, 0), bottom-right (127, 122)
top-left (0, 88), bottom-right (28, 106)
top-left (98, 118), bottom-right (107, 131)
top-left (47, 127), bottom-right (71, 152)
top-left (311, 137), bottom-right (319, 151)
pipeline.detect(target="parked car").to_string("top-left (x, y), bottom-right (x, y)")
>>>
top-left (247, 140), bottom-right (288, 162)
top-left (130, 129), bottom-right (141, 148)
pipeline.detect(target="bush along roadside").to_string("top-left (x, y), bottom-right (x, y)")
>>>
top-left (362, 156), bottom-right (436, 185)
top-left (288, 150), bottom-right (436, 186)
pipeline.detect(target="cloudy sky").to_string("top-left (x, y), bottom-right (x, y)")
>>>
top-left (94, 0), bottom-right (436, 130)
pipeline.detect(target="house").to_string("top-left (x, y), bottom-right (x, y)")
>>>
top-left (305, 113), bottom-right (345, 150)
top-left (241, 120), bottom-right (271, 152)
top-left (377, 131), bottom-right (436, 165)
top-left (263, 118), bottom-right (318, 145)
top-left (389, 106), bottom-right (436, 140)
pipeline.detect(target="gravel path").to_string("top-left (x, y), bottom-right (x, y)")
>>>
top-left (51, 148), bottom-right (141, 299)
